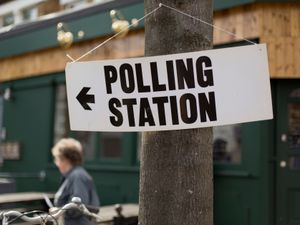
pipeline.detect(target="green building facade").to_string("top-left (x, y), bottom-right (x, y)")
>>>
top-left (1, 1), bottom-right (300, 225)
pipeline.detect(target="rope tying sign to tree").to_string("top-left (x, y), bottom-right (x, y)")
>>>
top-left (66, 3), bottom-right (257, 63)
top-left (64, 2), bottom-right (272, 132)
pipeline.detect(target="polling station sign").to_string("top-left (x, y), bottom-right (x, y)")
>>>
top-left (65, 44), bottom-right (273, 132)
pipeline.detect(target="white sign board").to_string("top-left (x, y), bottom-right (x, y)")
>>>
top-left (65, 44), bottom-right (273, 132)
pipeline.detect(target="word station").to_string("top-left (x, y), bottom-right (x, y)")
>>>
top-left (104, 56), bottom-right (217, 127)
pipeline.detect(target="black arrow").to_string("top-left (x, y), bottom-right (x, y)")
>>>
top-left (76, 87), bottom-right (95, 110)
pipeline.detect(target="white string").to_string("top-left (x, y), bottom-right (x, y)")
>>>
top-left (67, 2), bottom-right (257, 62)
top-left (69, 4), bottom-right (163, 62)
top-left (159, 3), bottom-right (257, 45)
top-left (67, 54), bottom-right (75, 61)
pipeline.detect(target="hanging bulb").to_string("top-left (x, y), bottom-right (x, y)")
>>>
top-left (57, 22), bottom-right (74, 49)
top-left (110, 10), bottom-right (138, 38)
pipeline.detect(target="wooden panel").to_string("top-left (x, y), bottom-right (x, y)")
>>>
top-left (213, 4), bottom-right (260, 45)
top-left (260, 3), bottom-right (300, 78)
top-left (296, 39), bottom-right (300, 77)
top-left (262, 4), bottom-right (284, 36)
top-left (38, 0), bottom-right (61, 16)
top-left (213, 2), bottom-right (300, 78)
top-left (243, 5), bottom-right (261, 39)
top-left (260, 36), bottom-right (300, 78)
top-left (290, 4), bottom-right (300, 37)
top-left (261, 3), bottom-right (300, 37)
top-left (0, 5), bottom-right (263, 81)
top-left (2, 3), bottom-right (300, 81)
top-left (0, 30), bottom-right (145, 82)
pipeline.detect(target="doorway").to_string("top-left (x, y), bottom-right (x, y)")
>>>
top-left (276, 80), bottom-right (300, 225)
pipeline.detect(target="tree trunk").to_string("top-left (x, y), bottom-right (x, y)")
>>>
top-left (139, 1), bottom-right (213, 225)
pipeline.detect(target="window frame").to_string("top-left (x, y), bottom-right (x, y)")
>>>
top-left (51, 80), bottom-right (137, 167)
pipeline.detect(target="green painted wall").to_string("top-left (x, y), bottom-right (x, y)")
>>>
top-left (0, 73), bottom-right (275, 223)
top-left (0, 1), bottom-right (279, 217)
top-left (214, 119), bottom-right (275, 225)
top-left (0, 73), bottom-right (140, 206)
top-left (0, 77), bottom-right (55, 192)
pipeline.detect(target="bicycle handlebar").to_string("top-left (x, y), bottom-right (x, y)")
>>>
top-left (0, 197), bottom-right (101, 225)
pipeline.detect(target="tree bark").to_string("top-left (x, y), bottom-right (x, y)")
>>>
top-left (139, 1), bottom-right (213, 225)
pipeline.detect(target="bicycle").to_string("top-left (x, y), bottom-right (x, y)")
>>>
top-left (0, 197), bottom-right (102, 225)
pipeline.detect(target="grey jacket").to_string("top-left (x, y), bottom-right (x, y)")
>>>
top-left (54, 166), bottom-right (100, 225)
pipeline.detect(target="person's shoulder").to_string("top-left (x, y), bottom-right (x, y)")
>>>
top-left (69, 166), bottom-right (92, 180)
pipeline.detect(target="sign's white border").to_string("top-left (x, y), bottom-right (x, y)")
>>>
top-left (66, 44), bottom-right (273, 132)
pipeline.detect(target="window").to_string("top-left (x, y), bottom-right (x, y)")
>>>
top-left (289, 89), bottom-right (300, 98)
top-left (0, 96), bottom-right (3, 166)
top-left (53, 84), bottom-right (96, 160)
top-left (0, 0), bottom-right (44, 28)
top-left (288, 103), bottom-right (300, 149)
top-left (100, 132), bottom-right (122, 159)
top-left (53, 83), bottom-right (125, 162)
top-left (135, 127), bottom-right (242, 164)
top-left (136, 133), bottom-right (142, 162)
top-left (60, 0), bottom-right (88, 9)
top-left (213, 124), bottom-right (241, 164)
top-left (73, 131), bottom-right (96, 161)
top-left (53, 84), bottom-right (69, 144)
top-left (22, 7), bottom-right (38, 22)
top-left (2, 13), bottom-right (14, 26)
top-left (289, 157), bottom-right (300, 170)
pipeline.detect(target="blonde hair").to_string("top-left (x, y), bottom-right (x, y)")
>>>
top-left (52, 138), bottom-right (83, 166)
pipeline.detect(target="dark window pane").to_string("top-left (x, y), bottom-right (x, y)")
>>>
top-left (22, 7), bottom-right (37, 22)
top-left (53, 84), bottom-right (95, 161)
top-left (136, 133), bottom-right (142, 162)
top-left (213, 125), bottom-right (241, 164)
top-left (289, 89), bottom-right (300, 98)
top-left (73, 132), bottom-right (96, 161)
top-left (289, 157), bottom-right (300, 170)
top-left (3, 13), bottom-right (14, 26)
top-left (0, 96), bottom-right (3, 165)
top-left (101, 132), bottom-right (122, 159)
top-left (288, 104), bottom-right (300, 149)
top-left (53, 85), bottom-right (69, 143)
